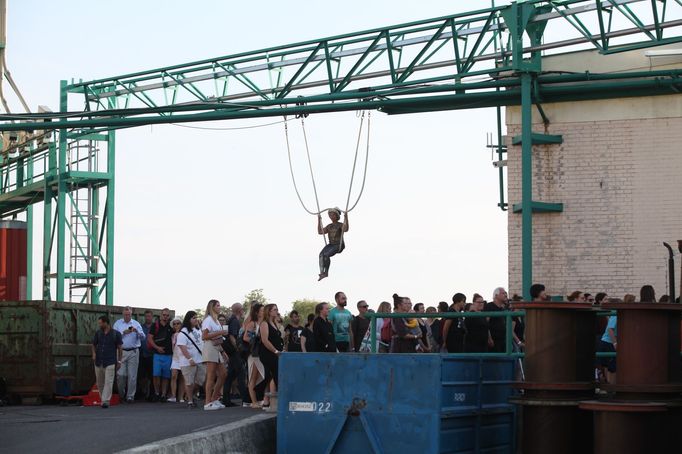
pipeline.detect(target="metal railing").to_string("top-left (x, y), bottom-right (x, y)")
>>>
top-left (366, 310), bottom-right (638, 358)
top-left (367, 310), bottom-right (525, 356)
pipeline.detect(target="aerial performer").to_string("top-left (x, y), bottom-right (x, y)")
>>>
top-left (317, 208), bottom-right (348, 281)
top-left (284, 111), bottom-right (370, 281)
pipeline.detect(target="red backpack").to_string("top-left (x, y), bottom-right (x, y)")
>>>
top-left (380, 318), bottom-right (392, 343)
top-left (146, 321), bottom-right (160, 350)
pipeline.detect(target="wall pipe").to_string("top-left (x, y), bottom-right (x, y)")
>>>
top-left (663, 242), bottom-right (675, 303)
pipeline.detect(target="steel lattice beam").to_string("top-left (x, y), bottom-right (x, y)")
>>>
top-left (1, 0), bottom-right (681, 305)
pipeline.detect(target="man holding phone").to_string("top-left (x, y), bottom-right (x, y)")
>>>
top-left (114, 306), bottom-right (146, 403)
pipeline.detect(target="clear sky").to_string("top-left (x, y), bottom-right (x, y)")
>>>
top-left (8, 0), bottom-right (513, 315)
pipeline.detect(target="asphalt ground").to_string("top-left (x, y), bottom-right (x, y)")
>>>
top-left (0, 401), bottom-right (264, 454)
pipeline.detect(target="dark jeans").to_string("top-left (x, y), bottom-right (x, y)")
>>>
top-left (336, 341), bottom-right (349, 352)
top-left (223, 352), bottom-right (249, 404)
top-left (319, 243), bottom-right (344, 274)
top-left (136, 354), bottom-right (153, 398)
top-left (490, 335), bottom-right (506, 353)
top-left (598, 340), bottom-right (617, 372)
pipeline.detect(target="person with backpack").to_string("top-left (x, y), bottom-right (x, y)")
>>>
top-left (147, 308), bottom-right (174, 402)
top-left (351, 301), bottom-right (371, 352)
top-left (377, 301), bottom-right (392, 353)
top-left (176, 311), bottom-right (204, 409)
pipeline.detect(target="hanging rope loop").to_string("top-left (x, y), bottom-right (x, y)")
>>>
top-left (284, 111), bottom-right (371, 245)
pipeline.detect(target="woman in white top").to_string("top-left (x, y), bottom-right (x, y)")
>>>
top-left (201, 299), bottom-right (229, 411)
top-left (177, 311), bottom-right (205, 409)
top-left (243, 303), bottom-right (266, 409)
top-left (169, 317), bottom-right (186, 403)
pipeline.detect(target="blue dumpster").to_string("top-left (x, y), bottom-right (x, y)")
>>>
top-left (277, 354), bottom-right (516, 454)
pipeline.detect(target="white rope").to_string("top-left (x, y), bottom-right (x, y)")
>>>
top-left (301, 118), bottom-right (324, 218)
top-left (284, 112), bottom-right (372, 248)
top-left (283, 117), bottom-right (321, 216)
top-left (284, 113), bottom-right (371, 216)
top-left (301, 117), bottom-right (327, 245)
top-left (345, 111), bottom-right (370, 213)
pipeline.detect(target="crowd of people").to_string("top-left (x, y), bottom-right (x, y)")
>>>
top-left (90, 284), bottom-right (671, 408)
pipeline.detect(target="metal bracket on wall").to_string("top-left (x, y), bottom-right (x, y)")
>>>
top-left (511, 133), bottom-right (563, 145)
top-left (512, 201), bottom-right (564, 213)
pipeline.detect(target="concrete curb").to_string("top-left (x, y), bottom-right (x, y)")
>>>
top-left (117, 413), bottom-right (276, 454)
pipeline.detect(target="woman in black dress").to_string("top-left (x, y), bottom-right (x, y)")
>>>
top-left (259, 304), bottom-right (284, 390)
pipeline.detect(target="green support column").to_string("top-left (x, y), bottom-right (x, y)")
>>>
top-left (26, 145), bottom-right (34, 299)
top-left (56, 80), bottom-right (67, 301)
top-left (42, 179), bottom-right (52, 300)
top-left (520, 73), bottom-right (533, 301)
top-left (105, 131), bottom-right (115, 305)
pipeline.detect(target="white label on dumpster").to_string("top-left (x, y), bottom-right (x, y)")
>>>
top-left (289, 401), bottom-right (332, 412)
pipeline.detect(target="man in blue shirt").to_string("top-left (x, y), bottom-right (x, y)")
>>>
top-left (91, 315), bottom-right (123, 408)
top-left (328, 291), bottom-right (354, 352)
top-left (113, 306), bottom-right (146, 403)
top-left (599, 315), bottom-right (617, 384)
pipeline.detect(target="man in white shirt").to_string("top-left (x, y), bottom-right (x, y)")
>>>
top-left (113, 306), bottom-right (146, 403)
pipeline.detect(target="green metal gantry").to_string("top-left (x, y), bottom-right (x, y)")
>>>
top-left (0, 0), bottom-right (681, 303)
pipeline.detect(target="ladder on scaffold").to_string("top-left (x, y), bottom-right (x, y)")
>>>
top-left (67, 140), bottom-right (99, 304)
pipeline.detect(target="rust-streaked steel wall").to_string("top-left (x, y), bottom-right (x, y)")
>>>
top-left (0, 301), bottom-right (172, 400)
top-left (0, 221), bottom-right (27, 301)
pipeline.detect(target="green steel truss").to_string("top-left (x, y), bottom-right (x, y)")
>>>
top-left (0, 0), bottom-right (681, 303)
top-left (0, 88), bottom-right (115, 304)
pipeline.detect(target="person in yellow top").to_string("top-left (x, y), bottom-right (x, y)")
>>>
top-left (317, 208), bottom-right (349, 281)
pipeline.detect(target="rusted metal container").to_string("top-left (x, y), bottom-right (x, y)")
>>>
top-left (0, 300), bottom-right (170, 402)
top-left (511, 302), bottom-right (598, 453)
top-left (512, 302), bottom-right (597, 392)
top-left (600, 302), bottom-right (682, 397)
top-left (511, 397), bottom-right (592, 454)
top-left (0, 221), bottom-right (27, 301)
top-left (579, 400), bottom-right (682, 454)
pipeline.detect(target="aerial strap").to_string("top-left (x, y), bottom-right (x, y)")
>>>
top-left (340, 111), bottom-right (371, 248)
top-left (283, 111), bottom-right (371, 245)
top-left (284, 116), bottom-right (322, 216)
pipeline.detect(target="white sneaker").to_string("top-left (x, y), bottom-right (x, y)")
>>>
top-left (180, 399), bottom-right (185, 403)
top-left (204, 402), bottom-right (220, 411)
top-left (243, 403), bottom-right (251, 408)
top-left (212, 400), bottom-right (225, 409)
top-left (167, 397), bottom-right (177, 403)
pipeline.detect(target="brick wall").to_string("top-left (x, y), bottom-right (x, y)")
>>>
top-left (506, 95), bottom-right (682, 300)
